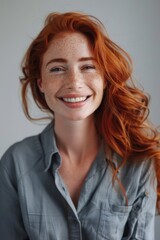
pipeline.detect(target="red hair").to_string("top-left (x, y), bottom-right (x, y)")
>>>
top-left (20, 12), bottom-right (160, 211)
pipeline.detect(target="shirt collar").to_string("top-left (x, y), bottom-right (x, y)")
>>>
top-left (39, 121), bottom-right (60, 171)
top-left (39, 121), bottom-right (121, 173)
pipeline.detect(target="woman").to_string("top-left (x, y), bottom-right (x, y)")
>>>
top-left (0, 12), bottom-right (160, 240)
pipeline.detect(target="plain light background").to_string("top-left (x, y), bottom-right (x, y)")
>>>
top-left (0, 0), bottom-right (160, 238)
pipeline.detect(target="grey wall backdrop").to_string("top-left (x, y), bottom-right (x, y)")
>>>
top-left (1, 0), bottom-right (160, 238)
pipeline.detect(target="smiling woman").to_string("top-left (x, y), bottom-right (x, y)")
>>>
top-left (0, 12), bottom-right (160, 240)
top-left (37, 31), bottom-right (105, 121)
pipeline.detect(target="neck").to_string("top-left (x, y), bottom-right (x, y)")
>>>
top-left (54, 116), bottom-right (100, 163)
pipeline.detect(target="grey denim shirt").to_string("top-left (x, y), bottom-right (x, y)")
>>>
top-left (0, 122), bottom-right (157, 240)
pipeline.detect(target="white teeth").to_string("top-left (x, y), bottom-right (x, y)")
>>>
top-left (62, 97), bottom-right (87, 103)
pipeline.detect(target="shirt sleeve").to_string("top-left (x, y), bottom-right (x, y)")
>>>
top-left (122, 160), bottom-right (157, 240)
top-left (0, 160), bottom-right (29, 240)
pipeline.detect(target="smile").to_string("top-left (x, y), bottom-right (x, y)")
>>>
top-left (62, 97), bottom-right (87, 103)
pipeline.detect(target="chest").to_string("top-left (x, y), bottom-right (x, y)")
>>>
top-left (58, 161), bottom-right (93, 207)
top-left (18, 162), bottom-right (136, 240)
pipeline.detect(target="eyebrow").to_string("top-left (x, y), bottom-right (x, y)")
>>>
top-left (46, 57), bottom-right (96, 67)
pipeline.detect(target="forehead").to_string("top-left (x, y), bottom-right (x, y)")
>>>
top-left (43, 32), bottom-right (94, 59)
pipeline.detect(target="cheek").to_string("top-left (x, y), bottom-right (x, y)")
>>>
top-left (41, 84), bottom-right (55, 102)
top-left (42, 80), bottom-right (57, 95)
top-left (96, 83), bottom-right (105, 103)
top-left (44, 89), bottom-right (55, 103)
top-left (92, 78), bottom-right (105, 94)
top-left (43, 91), bottom-right (56, 112)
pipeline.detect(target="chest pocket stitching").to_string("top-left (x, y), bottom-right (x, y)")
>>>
top-left (97, 181), bottom-right (132, 240)
top-left (97, 203), bottom-right (131, 240)
top-left (107, 180), bottom-right (132, 214)
top-left (121, 192), bottom-right (148, 239)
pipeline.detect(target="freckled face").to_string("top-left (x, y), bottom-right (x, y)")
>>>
top-left (38, 32), bottom-right (105, 121)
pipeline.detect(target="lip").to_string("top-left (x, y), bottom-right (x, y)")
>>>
top-left (58, 95), bottom-right (92, 109)
top-left (58, 93), bottom-right (90, 98)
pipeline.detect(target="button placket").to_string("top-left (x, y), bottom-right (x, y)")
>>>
top-left (68, 216), bottom-right (82, 240)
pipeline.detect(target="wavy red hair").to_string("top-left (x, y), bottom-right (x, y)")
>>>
top-left (20, 12), bottom-right (160, 211)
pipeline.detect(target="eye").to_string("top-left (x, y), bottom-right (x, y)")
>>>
top-left (49, 67), bottom-right (65, 73)
top-left (81, 65), bottom-right (96, 71)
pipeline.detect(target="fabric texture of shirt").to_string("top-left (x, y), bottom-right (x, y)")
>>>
top-left (0, 122), bottom-right (157, 240)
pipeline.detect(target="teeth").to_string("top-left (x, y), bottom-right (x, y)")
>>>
top-left (62, 97), bottom-right (87, 103)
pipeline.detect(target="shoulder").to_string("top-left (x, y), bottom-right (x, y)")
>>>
top-left (0, 132), bottom-right (43, 180)
top-left (1, 134), bottom-right (41, 160)
top-left (112, 152), bottom-right (156, 193)
top-left (0, 122), bottom-right (54, 164)
top-left (113, 152), bottom-right (155, 178)
top-left (0, 122), bottom-right (54, 178)
top-left (109, 152), bottom-right (156, 206)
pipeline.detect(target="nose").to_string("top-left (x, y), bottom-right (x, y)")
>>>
top-left (65, 68), bottom-right (83, 89)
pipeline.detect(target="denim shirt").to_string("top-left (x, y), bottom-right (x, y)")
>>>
top-left (0, 122), bottom-right (157, 240)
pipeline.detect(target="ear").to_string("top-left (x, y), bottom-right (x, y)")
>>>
top-left (37, 79), bottom-right (44, 93)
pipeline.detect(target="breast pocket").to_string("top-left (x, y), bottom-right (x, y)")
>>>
top-left (122, 192), bottom-right (149, 240)
top-left (97, 204), bottom-right (132, 240)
